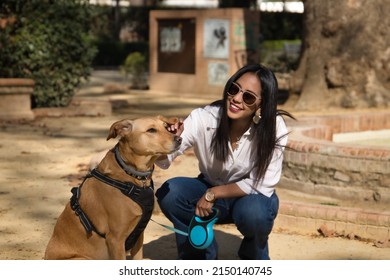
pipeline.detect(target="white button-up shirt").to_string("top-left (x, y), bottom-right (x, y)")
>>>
top-left (156, 105), bottom-right (288, 197)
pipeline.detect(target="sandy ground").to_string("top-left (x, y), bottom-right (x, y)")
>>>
top-left (1, 72), bottom-right (390, 260)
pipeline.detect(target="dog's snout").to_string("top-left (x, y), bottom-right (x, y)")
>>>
top-left (174, 136), bottom-right (182, 146)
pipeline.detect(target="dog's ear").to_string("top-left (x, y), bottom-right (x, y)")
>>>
top-left (107, 119), bottom-right (133, 140)
top-left (157, 115), bottom-right (179, 126)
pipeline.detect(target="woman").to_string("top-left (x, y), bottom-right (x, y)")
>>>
top-left (155, 63), bottom-right (294, 260)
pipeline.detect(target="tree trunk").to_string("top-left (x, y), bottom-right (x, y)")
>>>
top-left (292, 0), bottom-right (390, 110)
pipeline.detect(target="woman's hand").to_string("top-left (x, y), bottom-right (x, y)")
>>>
top-left (195, 195), bottom-right (214, 217)
top-left (167, 118), bottom-right (184, 136)
top-left (195, 184), bottom-right (247, 217)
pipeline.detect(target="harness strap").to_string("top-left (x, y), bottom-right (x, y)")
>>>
top-left (90, 168), bottom-right (145, 196)
top-left (70, 168), bottom-right (154, 251)
top-left (70, 177), bottom-right (105, 238)
top-left (90, 168), bottom-right (154, 250)
top-left (124, 182), bottom-right (154, 251)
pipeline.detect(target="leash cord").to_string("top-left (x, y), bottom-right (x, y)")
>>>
top-left (150, 219), bottom-right (188, 236)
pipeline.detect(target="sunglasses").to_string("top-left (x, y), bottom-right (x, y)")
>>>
top-left (227, 82), bottom-right (260, 106)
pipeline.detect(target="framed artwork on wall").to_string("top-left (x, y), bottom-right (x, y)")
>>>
top-left (203, 19), bottom-right (229, 59)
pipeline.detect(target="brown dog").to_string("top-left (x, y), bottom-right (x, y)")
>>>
top-left (44, 116), bottom-right (181, 260)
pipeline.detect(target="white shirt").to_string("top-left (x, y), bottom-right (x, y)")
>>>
top-left (156, 105), bottom-right (288, 197)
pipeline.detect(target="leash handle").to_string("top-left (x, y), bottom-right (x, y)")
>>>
top-left (150, 218), bottom-right (189, 236)
top-left (188, 207), bottom-right (219, 249)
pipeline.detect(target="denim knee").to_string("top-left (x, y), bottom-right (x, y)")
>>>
top-left (232, 193), bottom-right (279, 238)
top-left (156, 179), bottom-right (177, 207)
top-left (155, 177), bottom-right (209, 217)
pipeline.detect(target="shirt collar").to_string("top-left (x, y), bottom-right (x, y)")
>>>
top-left (204, 105), bottom-right (256, 137)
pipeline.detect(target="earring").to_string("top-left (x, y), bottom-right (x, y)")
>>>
top-left (252, 108), bottom-right (261, 124)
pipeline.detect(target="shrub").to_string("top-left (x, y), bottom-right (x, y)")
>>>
top-left (260, 40), bottom-right (301, 72)
top-left (0, 0), bottom-right (97, 107)
top-left (120, 52), bottom-right (148, 89)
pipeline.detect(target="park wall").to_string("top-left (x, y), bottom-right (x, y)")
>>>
top-left (280, 111), bottom-right (390, 203)
top-left (149, 8), bottom-right (259, 96)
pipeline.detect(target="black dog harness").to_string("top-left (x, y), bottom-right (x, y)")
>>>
top-left (70, 159), bottom-right (154, 250)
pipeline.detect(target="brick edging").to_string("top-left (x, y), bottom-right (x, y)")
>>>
top-left (276, 200), bottom-right (390, 241)
top-left (152, 190), bottom-right (390, 241)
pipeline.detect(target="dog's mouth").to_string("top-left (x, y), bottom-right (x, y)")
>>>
top-left (150, 135), bottom-right (182, 156)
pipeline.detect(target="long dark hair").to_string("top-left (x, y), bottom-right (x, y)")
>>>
top-left (210, 63), bottom-right (294, 183)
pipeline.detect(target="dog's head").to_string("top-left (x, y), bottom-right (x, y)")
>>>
top-left (107, 116), bottom-right (182, 156)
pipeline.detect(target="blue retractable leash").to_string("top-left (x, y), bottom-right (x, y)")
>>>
top-left (151, 207), bottom-right (219, 250)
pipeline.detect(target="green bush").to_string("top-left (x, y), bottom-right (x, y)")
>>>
top-left (0, 0), bottom-right (97, 107)
top-left (120, 52), bottom-right (148, 89)
top-left (121, 52), bottom-right (146, 77)
top-left (260, 40), bottom-right (301, 72)
top-left (89, 4), bottom-right (150, 67)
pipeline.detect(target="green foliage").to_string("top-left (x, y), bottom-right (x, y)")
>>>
top-left (260, 40), bottom-right (301, 72)
top-left (121, 52), bottom-right (146, 77)
top-left (260, 12), bottom-right (303, 41)
top-left (89, 5), bottom-right (150, 67)
top-left (120, 52), bottom-right (148, 89)
top-left (0, 0), bottom-right (97, 108)
top-left (123, 6), bottom-right (152, 42)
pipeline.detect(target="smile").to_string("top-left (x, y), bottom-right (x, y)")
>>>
top-left (229, 102), bottom-right (242, 113)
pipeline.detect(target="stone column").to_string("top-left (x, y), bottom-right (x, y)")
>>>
top-left (0, 78), bottom-right (35, 120)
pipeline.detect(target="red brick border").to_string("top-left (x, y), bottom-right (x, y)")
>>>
top-left (281, 111), bottom-right (390, 202)
top-left (276, 200), bottom-right (390, 241)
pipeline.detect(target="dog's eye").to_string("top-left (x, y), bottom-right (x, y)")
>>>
top-left (147, 128), bottom-right (157, 133)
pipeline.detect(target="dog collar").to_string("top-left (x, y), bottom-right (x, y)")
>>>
top-left (114, 145), bottom-right (154, 181)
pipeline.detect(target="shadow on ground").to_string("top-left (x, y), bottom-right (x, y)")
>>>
top-left (143, 230), bottom-right (242, 260)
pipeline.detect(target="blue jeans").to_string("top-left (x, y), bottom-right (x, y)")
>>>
top-left (155, 176), bottom-right (279, 260)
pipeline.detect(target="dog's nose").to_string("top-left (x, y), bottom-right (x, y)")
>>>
top-left (174, 136), bottom-right (182, 145)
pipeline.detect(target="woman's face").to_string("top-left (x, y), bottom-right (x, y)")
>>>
top-left (226, 72), bottom-right (261, 122)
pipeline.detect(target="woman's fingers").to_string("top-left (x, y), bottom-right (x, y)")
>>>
top-left (167, 118), bottom-right (184, 136)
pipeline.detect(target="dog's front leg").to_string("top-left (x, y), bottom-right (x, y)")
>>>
top-left (130, 232), bottom-right (144, 260)
top-left (106, 233), bottom-right (126, 260)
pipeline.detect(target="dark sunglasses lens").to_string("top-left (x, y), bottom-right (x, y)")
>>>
top-left (243, 92), bottom-right (257, 105)
top-left (229, 83), bottom-right (240, 95)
